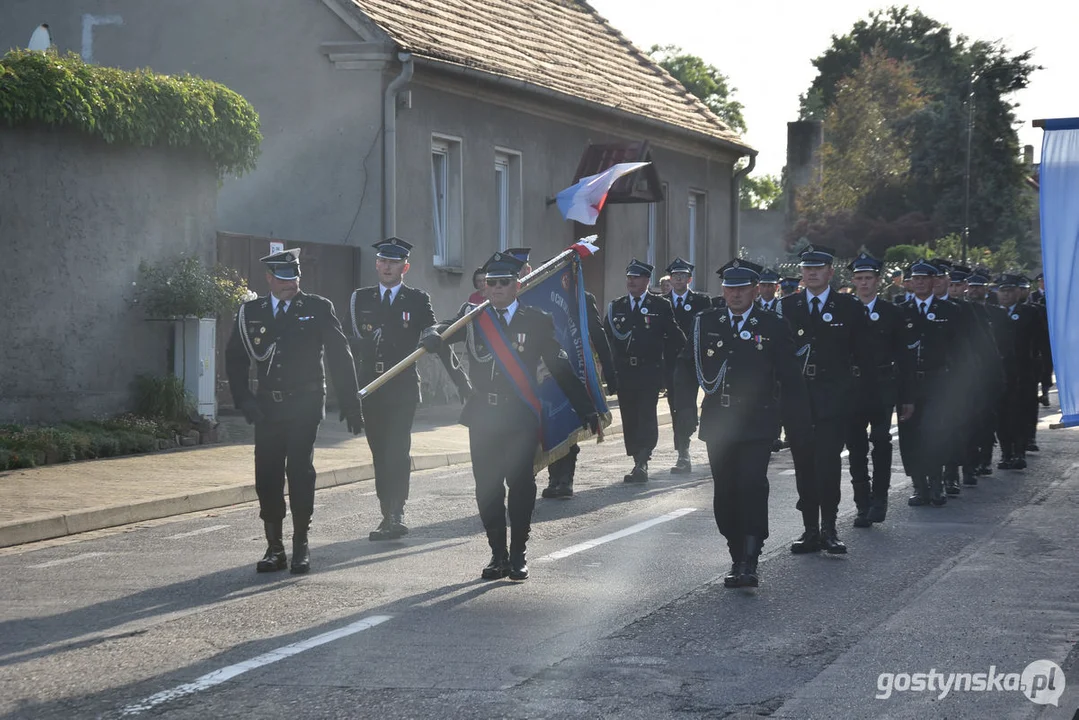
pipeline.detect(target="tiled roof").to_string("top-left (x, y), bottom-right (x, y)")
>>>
top-left (349, 0), bottom-right (750, 151)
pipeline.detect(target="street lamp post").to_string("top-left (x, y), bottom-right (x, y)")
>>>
top-left (962, 70), bottom-right (978, 266)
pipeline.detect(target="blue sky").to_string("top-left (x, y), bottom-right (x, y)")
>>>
top-left (588, 0), bottom-right (1077, 178)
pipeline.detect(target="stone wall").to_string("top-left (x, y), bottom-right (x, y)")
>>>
top-left (0, 126), bottom-right (218, 423)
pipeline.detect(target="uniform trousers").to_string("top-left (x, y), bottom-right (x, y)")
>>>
top-left (791, 417), bottom-right (846, 527)
top-left (469, 419), bottom-right (539, 548)
top-left (667, 395), bottom-right (698, 453)
top-left (846, 397), bottom-right (895, 494)
top-left (547, 443), bottom-right (580, 482)
top-left (996, 379), bottom-right (1028, 459)
top-left (363, 394), bottom-right (418, 514)
top-left (897, 390), bottom-right (947, 488)
top-left (617, 388), bottom-right (660, 459)
top-left (254, 415), bottom-right (321, 523)
top-left (707, 439), bottom-right (772, 551)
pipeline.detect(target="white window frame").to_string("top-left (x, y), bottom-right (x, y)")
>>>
top-left (688, 190), bottom-right (706, 273)
top-left (431, 134), bottom-right (463, 268)
top-left (494, 148), bottom-right (523, 252)
top-left (647, 203), bottom-right (657, 269)
top-left (687, 194), bottom-right (698, 270)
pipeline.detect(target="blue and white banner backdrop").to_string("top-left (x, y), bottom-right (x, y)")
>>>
top-left (519, 254), bottom-right (611, 471)
top-left (1039, 118), bottom-right (1079, 427)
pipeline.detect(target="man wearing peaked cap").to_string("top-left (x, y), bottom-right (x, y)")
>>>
top-left (349, 237), bottom-right (471, 542)
top-left (662, 257), bottom-right (712, 474)
top-left (780, 243), bottom-right (873, 555)
top-left (779, 276), bottom-right (801, 297)
top-left (226, 247), bottom-right (364, 575)
top-left (844, 252), bottom-right (915, 527)
top-left (604, 258), bottom-right (686, 483)
top-left (958, 270), bottom-right (1008, 483)
top-left (419, 252), bottom-right (600, 581)
top-left (755, 268), bottom-right (782, 314)
top-left (671, 257), bottom-right (810, 588)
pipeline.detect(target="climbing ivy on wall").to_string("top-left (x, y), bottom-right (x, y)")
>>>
top-left (0, 50), bottom-right (261, 177)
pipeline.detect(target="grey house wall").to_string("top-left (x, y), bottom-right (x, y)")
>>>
top-left (0, 127), bottom-right (217, 423)
top-left (740, 209), bottom-right (788, 265)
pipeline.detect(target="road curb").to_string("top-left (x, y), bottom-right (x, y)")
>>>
top-left (0, 413), bottom-right (671, 549)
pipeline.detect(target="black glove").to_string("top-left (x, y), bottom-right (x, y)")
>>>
top-left (239, 397), bottom-right (264, 426)
top-left (345, 404), bottom-right (364, 435)
top-left (418, 327), bottom-right (443, 353)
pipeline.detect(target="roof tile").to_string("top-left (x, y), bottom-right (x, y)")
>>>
top-left (350, 0), bottom-right (749, 149)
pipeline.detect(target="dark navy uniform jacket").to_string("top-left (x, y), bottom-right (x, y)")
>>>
top-left (603, 293), bottom-right (685, 393)
top-left (226, 291), bottom-right (360, 422)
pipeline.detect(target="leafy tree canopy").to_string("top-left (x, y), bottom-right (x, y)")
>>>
top-left (649, 44), bottom-right (746, 134)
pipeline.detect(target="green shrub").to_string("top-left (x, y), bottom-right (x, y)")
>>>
top-left (0, 49), bottom-right (261, 178)
top-left (134, 255), bottom-right (251, 319)
top-left (133, 374), bottom-right (194, 423)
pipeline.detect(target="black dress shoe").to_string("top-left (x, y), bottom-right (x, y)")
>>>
top-left (256, 520), bottom-right (287, 573)
top-left (1026, 442), bottom-right (1039, 452)
top-left (481, 551), bottom-right (510, 580)
top-left (978, 465), bottom-right (993, 476)
top-left (551, 482), bottom-right (574, 498)
top-left (820, 525), bottom-right (847, 554)
top-left (853, 507), bottom-right (872, 528)
top-left (867, 497), bottom-right (888, 523)
top-left (1012, 455), bottom-right (1028, 470)
top-left (998, 458), bottom-right (1014, 470)
top-left (387, 514), bottom-right (408, 539)
top-left (739, 559), bottom-right (759, 588)
top-left (623, 461), bottom-right (648, 483)
top-left (541, 481), bottom-right (561, 499)
top-left (369, 517), bottom-right (393, 541)
top-left (945, 480), bottom-right (961, 496)
top-left (723, 561), bottom-right (744, 588)
top-left (908, 493), bottom-right (929, 506)
top-left (508, 550), bottom-right (529, 580)
top-left (790, 530), bottom-right (821, 554)
top-left (1040, 392), bottom-right (1050, 407)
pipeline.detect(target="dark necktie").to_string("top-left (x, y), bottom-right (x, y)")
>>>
top-left (731, 314), bottom-right (742, 335)
top-left (276, 301), bottom-right (287, 321)
top-left (919, 301), bottom-right (927, 317)
top-left (632, 297), bottom-right (640, 314)
top-left (864, 304), bottom-right (871, 318)
top-left (677, 296), bottom-right (684, 311)
top-left (382, 288), bottom-right (392, 309)
top-left (497, 308), bottom-right (509, 328)
top-left (810, 296), bottom-right (820, 317)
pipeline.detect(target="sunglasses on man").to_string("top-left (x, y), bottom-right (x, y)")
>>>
top-left (485, 277), bottom-right (515, 287)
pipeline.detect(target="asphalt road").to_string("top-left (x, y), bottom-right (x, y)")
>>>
top-left (2, 409), bottom-right (1077, 720)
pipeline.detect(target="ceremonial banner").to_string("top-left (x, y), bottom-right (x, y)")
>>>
top-left (555, 162), bottom-right (649, 225)
top-left (1039, 118), bottom-right (1079, 427)
top-left (518, 252), bottom-right (612, 471)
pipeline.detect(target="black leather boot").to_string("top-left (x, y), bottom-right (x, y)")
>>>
top-left (852, 480), bottom-right (872, 528)
top-left (962, 466), bottom-right (978, 486)
top-left (290, 516), bottom-right (311, 574)
top-left (386, 505), bottom-right (409, 539)
top-left (482, 527), bottom-right (510, 580)
top-left (256, 520), bottom-right (287, 573)
top-left (624, 454), bottom-right (649, 483)
top-left (944, 465), bottom-right (961, 496)
top-left (1012, 451), bottom-right (1028, 470)
top-left (723, 539), bottom-right (744, 588)
top-left (541, 476), bottom-right (562, 498)
top-left (819, 518), bottom-right (847, 554)
top-left (509, 527), bottom-right (529, 581)
top-left (928, 473), bottom-right (947, 506)
top-left (908, 474), bottom-right (930, 506)
top-left (670, 447), bottom-right (692, 475)
top-left (867, 486), bottom-right (888, 523)
top-left (740, 536), bottom-right (762, 587)
top-left (790, 527), bottom-right (821, 554)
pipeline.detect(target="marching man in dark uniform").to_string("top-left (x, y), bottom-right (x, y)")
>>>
top-left (993, 274), bottom-right (1046, 470)
top-left (896, 259), bottom-right (969, 505)
top-left (780, 245), bottom-right (872, 555)
top-left (961, 270), bottom-right (1007, 482)
top-left (604, 259), bottom-right (686, 483)
top-left (420, 252), bottom-right (600, 581)
top-left (673, 259), bottom-right (810, 588)
top-left (349, 237), bottom-right (471, 541)
top-left (845, 253), bottom-right (914, 527)
top-left (754, 268), bottom-right (783, 314)
top-left (226, 249), bottom-right (364, 575)
top-left (662, 257), bottom-right (710, 474)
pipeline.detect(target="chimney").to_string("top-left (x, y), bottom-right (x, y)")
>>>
top-left (785, 120), bottom-right (823, 223)
top-left (1023, 144), bottom-right (1034, 168)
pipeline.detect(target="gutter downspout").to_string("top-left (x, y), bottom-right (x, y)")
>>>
top-left (383, 51), bottom-right (414, 240)
top-left (730, 152), bottom-right (757, 260)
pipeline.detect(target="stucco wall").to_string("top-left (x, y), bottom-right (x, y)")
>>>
top-left (0, 127), bottom-right (217, 422)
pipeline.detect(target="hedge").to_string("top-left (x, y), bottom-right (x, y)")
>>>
top-left (0, 49), bottom-right (261, 177)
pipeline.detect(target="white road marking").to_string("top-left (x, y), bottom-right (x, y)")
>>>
top-left (28, 552), bottom-right (108, 569)
top-left (779, 469), bottom-right (796, 476)
top-left (534, 508), bottom-right (696, 563)
top-left (119, 615), bottom-right (392, 716)
top-left (165, 525), bottom-right (230, 540)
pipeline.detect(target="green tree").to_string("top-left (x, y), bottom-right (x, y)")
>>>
top-left (740, 172), bottom-right (783, 210)
top-left (649, 44), bottom-right (746, 133)
top-left (798, 7), bottom-right (1039, 251)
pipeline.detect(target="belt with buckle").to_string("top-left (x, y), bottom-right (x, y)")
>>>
top-left (805, 364), bottom-right (817, 377)
top-left (720, 393), bottom-right (731, 407)
top-left (374, 361), bottom-right (385, 374)
top-left (487, 393), bottom-right (500, 406)
top-left (260, 381), bottom-right (324, 402)
top-left (628, 356), bottom-right (639, 367)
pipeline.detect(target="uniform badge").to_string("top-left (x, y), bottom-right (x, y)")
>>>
top-left (740, 330), bottom-right (751, 340)
top-left (253, 337), bottom-right (261, 345)
top-left (756, 343), bottom-right (763, 350)
top-left (907, 322), bottom-right (914, 328)
top-left (517, 333), bottom-right (526, 352)
top-left (1011, 313), bottom-right (1019, 320)
top-left (707, 349), bottom-right (715, 357)
top-left (640, 306), bottom-right (649, 315)
top-left (716, 340), bottom-right (724, 348)
top-left (797, 329), bottom-right (805, 336)
top-left (259, 326), bottom-right (266, 334)
top-left (927, 312), bottom-right (936, 320)
top-left (749, 317), bottom-right (758, 326)
top-left (402, 311), bottom-right (410, 328)
top-left (684, 304), bottom-right (692, 311)
top-left (822, 312), bottom-right (833, 322)
top-left (870, 312), bottom-right (880, 321)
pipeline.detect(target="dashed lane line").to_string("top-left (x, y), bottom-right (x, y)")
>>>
top-left (28, 552), bottom-right (108, 569)
top-left (164, 525), bottom-right (231, 540)
top-left (533, 507), bottom-right (697, 562)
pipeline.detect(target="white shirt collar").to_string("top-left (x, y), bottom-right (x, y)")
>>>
top-left (495, 299), bottom-right (519, 325)
top-left (379, 283), bottom-right (402, 303)
top-left (728, 306), bottom-right (753, 329)
top-left (806, 286), bottom-right (831, 306)
top-left (916, 295), bottom-right (934, 311)
top-left (270, 294), bottom-right (291, 313)
top-left (862, 296), bottom-right (877, 313)
top-left (672, 290), bottom-right (689, 303)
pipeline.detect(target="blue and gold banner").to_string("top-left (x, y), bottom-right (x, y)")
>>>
top-left (519, 253), bottom-right (611, 470)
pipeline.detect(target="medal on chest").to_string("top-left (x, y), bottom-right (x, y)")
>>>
top-left (517, 333), bottom-right (527, 352)
top-left (402, 311), bottom-right (410, 328)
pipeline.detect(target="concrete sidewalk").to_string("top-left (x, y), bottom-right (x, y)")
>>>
top-left (0, 401), bottom-right (671, 548)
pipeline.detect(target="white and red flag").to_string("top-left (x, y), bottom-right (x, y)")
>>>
top-left (555, 162), bottom-right (650, 225)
